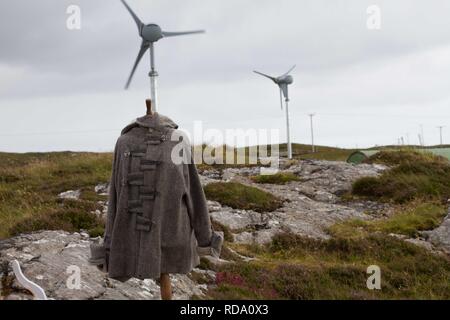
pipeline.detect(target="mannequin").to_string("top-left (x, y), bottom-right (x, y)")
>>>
top-left (90, 98), bottom-right (222, 300)
top-left (145, 99), bottom-right (172, 300)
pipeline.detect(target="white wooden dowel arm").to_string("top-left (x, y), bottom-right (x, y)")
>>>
top-left (11, 260), bottom-right (47, 300)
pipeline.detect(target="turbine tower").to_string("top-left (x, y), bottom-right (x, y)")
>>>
top-left (437, 126), bottom-right (445, 145)
top-left (254, 66), bottom-right (296, 159)
top-left (121, 0), bottom-right (205, 111)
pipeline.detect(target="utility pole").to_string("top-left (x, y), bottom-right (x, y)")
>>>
top-left (308, 113), bottom-right (315, 153)
top-left (437, 126), bottom-right (445, 146)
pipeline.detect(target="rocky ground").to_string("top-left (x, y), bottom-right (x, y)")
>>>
top-left (1, 159), bottom-right (449, 300)
top-left (0, 231), bottom-right (213, 300)
top-left (205, 160), bottom-right (390, 242)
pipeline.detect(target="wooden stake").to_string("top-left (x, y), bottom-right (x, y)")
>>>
top-left (160, 273), bottom-right (172, 300)
top-left (146, 99), bottom-right (154, 116)
top-left (147, 99), bottom-right (169, 300)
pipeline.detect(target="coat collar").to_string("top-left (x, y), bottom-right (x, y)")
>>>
top-left (121, 112), bottom-right (179, 135)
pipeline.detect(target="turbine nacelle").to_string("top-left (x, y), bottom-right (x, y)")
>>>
top-left (276, 74), bottom-right (294, 85)
top-left (141, 24), bottom-right (164, 43)
top-left (253, 65), bottom-right (296, 109)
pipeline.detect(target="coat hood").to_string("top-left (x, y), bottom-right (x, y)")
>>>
top-left (121, 113), bottom-right (179, 135)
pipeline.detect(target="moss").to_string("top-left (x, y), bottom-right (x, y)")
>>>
top-left (329, 202), bottom-right (446, 238)
top-left (251, 172), bottom-right (300, 185)
top-left (188, 270), bottom-right (214, 285)
top-left (204, 182), bottom-right (283, 213)
top-left (87, 226), bottom-right (105, 238)
top-left (219, 245), bottom-right (242, 262)
top-left (9, 209), bottom-right (104, 237)
top-left (80, 188), bottom-right (107, 202)
top-left (1, 261), bottom-right (14, 297)
top-left (211, 219), bottom-right (234, 242)
top-left (0, 261), bottom-right (32, 297)
top-left (352, 177), bottom-right (381, 197)
top-left (198, 257), bottom-right (214, 271)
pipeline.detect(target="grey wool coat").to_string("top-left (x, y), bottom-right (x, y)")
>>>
top-left (99, 113), bottom-right (221, 281)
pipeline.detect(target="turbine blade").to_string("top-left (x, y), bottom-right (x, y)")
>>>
top-left (121, 0), bottom-right (144, 32)
top-left (125, 42), bottom-right (149, 89)
top-left (282, 65), bottom-right (296, 77)
top-left (162, 30), bottom-right (205, 37)
top-left (279, 83), bottom-right (289, 101)
top-left (254, 70), bottom-right (277, 82)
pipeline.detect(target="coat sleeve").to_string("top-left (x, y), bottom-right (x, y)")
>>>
top-left (184, 160), bottom-right (213, 247)
top-left (104, 141), bottom-right (120, 251)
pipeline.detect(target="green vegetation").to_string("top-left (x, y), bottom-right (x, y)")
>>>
top-left (2, 149), bottom-right (449, 300)
top-left (270, 143), bottom-right (355, 161)
top-left (205, 151), bottom-right (450, 300)
top-left (211, 219), bottom-right (234, 242)
top-left (206, 232), bottom-right (450, 300)
top-left (363, 149), bottom-right (447, 166)
top-left (298, 148), bottom-right (356, 161)
top-left (352, 150), bottom-right (450, 203)
top-left (204, 182), bottom-right (283, 213)
top-left (251, 172), bottom-right (300, 185)
top-left (9, 207), bottom-right (104, 237)
top-left (329, 202), bottom-right (447, 238)
top-left (0, 152), bottom-right (111, 239)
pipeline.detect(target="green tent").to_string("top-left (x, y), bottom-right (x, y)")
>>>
top-left (347, 150), bottom-right (379, 164)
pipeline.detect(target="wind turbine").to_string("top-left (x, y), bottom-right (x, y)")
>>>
top-left (121, 0), bottom-right (205, 111)
top-left (254, 65), bottom-right (296, 159)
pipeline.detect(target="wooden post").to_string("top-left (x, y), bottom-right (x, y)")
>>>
top-left (146, 99), bottom-right (153, 116)
top-left (160, 273), bottom-right (172, 300)
top-left (146, 99), bottom-right (170, 300)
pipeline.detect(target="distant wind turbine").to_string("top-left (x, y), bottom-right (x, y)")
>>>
top-left (254, 66), bottom-right (296, 159)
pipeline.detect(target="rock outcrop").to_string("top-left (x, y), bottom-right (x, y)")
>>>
top-left (0, 231), bottom-right (213, 300)
top-left (205, 159), bottom-right (389, 242)
top-left (422, 210), bottom-right (450, 255)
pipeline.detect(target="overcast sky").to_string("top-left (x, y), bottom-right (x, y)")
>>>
top-left (1, 0), bottom-right (450, 152)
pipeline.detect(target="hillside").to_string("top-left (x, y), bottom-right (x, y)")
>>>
top-left (0, 149), bottom-right (449, 300)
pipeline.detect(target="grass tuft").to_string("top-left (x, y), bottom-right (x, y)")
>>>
top-left (0, 152), bottom-right (111, 239)
top-left (251, 172), bottom-right (300, 185)
top-left (204, 182), bottom-right (283, 213)
top-left (9, 209), bottom-right (104, 238)
top-left (329, 202), bottom-right (446, 238)
top-left (352, 151), bottom-right (450, 203)
top-left (363, 150), bottom-right (448, 166)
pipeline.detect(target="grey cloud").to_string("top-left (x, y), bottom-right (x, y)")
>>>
top-left (1, 0), bottom-right (450, 151)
